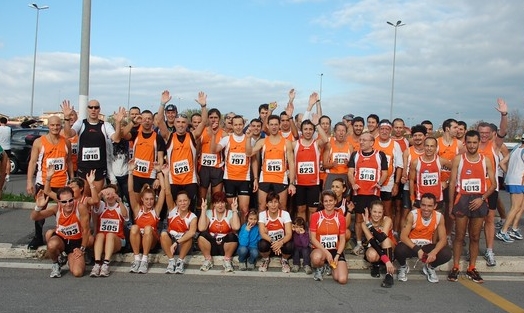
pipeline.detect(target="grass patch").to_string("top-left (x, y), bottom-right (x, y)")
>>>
top-left (1, 192), bottom-right (35, 202)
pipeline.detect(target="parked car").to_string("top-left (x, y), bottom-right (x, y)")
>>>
top-left (9, 128), bottom-right (49, 174)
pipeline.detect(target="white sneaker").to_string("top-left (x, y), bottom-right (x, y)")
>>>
top-left (484, 250), bottom-right (496, 267)
top-left (352, 244), bottom-right (364, 256)
top-left (223, 259), bottom-right (234, 272)
top-left (422, 264), bottom-right (439, 283)
top-left (166, 259), bottom-right (176, 274)
top-left (50, 263), bottom-right (61, 278)
top-left (397, 265), bottom-right (409, 282)
top-left (258, 258), bottom-right (270, 272)
top-left (313, 267), bottom-right (323, 281)
top-left (129, 260), bottom-right (140, 273)
top-left (90, 263), bottom-right (101, 277)
top-left (99, 264), bottom-right (110, 277)
top-left (138, 261), bottom-right (149, 274)
top-left (200, 259), bottom-right (213, 271)
top-left (174, 259), bottom-right (185, 274)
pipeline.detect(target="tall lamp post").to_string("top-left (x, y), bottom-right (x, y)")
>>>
top-left (29, 3), bottom-right (49, 118)
top-left (127, 65), bottom-right (132, 111)
top-left (387, 20), bottom-right (405, 121)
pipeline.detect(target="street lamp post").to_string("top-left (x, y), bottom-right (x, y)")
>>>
top-left (127, 65), bottom-right (132, 111)
top-left (29, 3), bottom-right (49, 118)
top-left (387, 20), bottom-right (405, 121)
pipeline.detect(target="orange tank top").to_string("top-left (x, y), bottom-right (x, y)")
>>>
top-left (327, 137), bottom-right (351, 174)
top-left (352, 150), bottom-right (382, 196)
top-left (408, 209), bottom-right (440, 245)
top-left (415, 156), bottom-right (443, 201)
top-left (456, 154), bottom-right (488, 195)
top-left (167, 133), bottom-right (197, 185)
top-left (295, 139), bottom-right (320, 186)
top-left (311, 210), bottom-right (345, 250)
top-left (55, 202), bottom-right (82, 240)
top-left (36, 135), bottom-right (69, 188)
top-left (98, 203), bottom-right (126, 239)
top-left (223, 134), bottom-right (250, 181)
top-left (260, 136), bottom-right (288, 184)
top-left (373, 139), bottom-right (396, 185)
top-left (132, 131), bottom-right (159, 179)
top-left (437, 137), bottom-right (460, 182)
top-left (200, 129), bottom-right (224, 168)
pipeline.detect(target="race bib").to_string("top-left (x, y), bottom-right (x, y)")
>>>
top-left (99, 218), bottom-right (119, 233)
top-left (58, 223), bottom-right (80, 237)
top-left (298, 161), bottom-right (315, 174)
top-left (71, 143), bottom-right (78, 155)
top-left (268, 229), bottom-right (284, 242)
top-left (358, 167), bottom-right (377, 181)
top-left (411, 238), bottom-right (431, 246)
top-left (265, 159), bottom-right (283, 172)
top-left (228, 152), bottom-right (246, 165)
top-left (332, 152), bottom-right (349, 165)
top-left (82, 147), bottom-right (100, 161)
top-left (320, 234), bottom-right (338, 249)
top-left (462, 178), bottom-right (481, 193)
top-left (421, 172), bottom-right (438, 186)
top-left (46, 157), bottom-right (65, 171)
top-left (201, 153), bottom-right (217, 166)
top-left (173, 159), bottom-right (190, 175)
top-left (134, 158), bottom-right (151, 173)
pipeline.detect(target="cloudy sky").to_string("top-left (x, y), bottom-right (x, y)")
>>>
top-left (1, 0), bottom-right (523, 128)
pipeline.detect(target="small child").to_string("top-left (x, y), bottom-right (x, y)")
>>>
top-left (292, 217), bottom-right (312, 274)
top-left (237, 210), bottom-right (261, 271)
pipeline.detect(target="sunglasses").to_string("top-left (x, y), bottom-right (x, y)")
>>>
top-left (59, 198), bottom-right (74, 204)
top-left (87, 106), bottom-right (100, 110)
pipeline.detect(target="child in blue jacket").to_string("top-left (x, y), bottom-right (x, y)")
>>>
top-left (237, 210), bottom-right (261, 271)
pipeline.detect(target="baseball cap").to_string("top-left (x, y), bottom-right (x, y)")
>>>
top-left (165, 104), bottom-right (177, 112)
top-left (378, 119), bottom-right (392, 128)
top-left (343, 114), bottom-right (354, 121)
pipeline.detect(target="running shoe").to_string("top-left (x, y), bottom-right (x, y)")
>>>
top-left (99, 264), bottom-right (110, 277)
top-left (422, 264), bottom-right (439, 283)
top-left (509, 228), bottom-right (523, 240)
top-left (484, 250), bottom-right (496, 267)
top-left (57, 252), bottom-right (68, 267)
top-left (496, 230), bottom-right (515, 243)
top-left (381, 273), bottom-right (394, 288)
top-left (138, 261), bottom-right (149, 274)
top-left (352, 244), bottom-right (364, 256)
top-left (466, 268), bottom-right (484, 283)
top-left (90, 263), bottom-right (101, 277)
top-left (304, 265), bottom-right (313, 275)
top-left (258, 258), bottom-right (270, 272)
top-left (313, 267), bottom-right (324, 281)
top-left (238, 262), bottom-right (248, 271)
top-left (370, 265), bottom-right (380, 278)
top-left (129, 260), bottom-right (140, 273)
top-left (247, 262), bottom-right (255, 271)
top-left (50, 263), bottom-right (61, 278)
top-left (223, 259), bottom-right (234, 272)
top-left (200, 259), bottom-right (214, 272)
top-left (174, 259), bottom-right (185, 274)
top-left (447, 267), bottom-right (460, 282)
top-left (291, 264), bottom-right (300, 273)
top-left (166, 259), bottom-right (176, 274)
top-left (494, 220), bottom-right (505, 229)
top-left (281, 259), bottom-right (290, 273)
top-left (324, 263), bottom-right (332, 276)
top-left (397, 265), bottom-right (409, 282)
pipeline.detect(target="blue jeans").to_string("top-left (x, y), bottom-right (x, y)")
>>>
top-left (292, 246), bottom-right (311, 266)
top-left (237, 246), bottom-right (259, 264)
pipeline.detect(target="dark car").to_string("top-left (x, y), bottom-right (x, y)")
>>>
top-left (9, 128), bottom-right (49, 174)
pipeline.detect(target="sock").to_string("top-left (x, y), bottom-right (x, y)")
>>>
top-left (467, 265), bottom-right (475, 271)
top-left (486, 248), bottom-right (493, 253)
top-left (168, 258), bottom-right (175, 262)
top-left (103, 259), bottom-right (110, 265)
top-left (95, 260), bottom-right (103, 265)
top-left (357, 241), bottom-right (362, 246)
top-left (141, 255), bottom-right (148, 262)
top-left (177, 258), bottom-right (184, 263)
top-left (134, 254), bottom-right (141, 261)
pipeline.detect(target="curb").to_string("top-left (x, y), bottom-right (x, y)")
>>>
top-left (1, 244), bottom-right (523, 273)
top-left (0, 201), bottom-right (35, 210)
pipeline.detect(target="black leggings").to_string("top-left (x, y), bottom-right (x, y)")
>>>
top-left (258, 239), bottom-right (293, 255)
top-left (394, 242), bottom-right (451, 267)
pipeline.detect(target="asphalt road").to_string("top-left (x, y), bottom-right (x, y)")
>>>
top-left (0, 266), bottom-right (522, 313)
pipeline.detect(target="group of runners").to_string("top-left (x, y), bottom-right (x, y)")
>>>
top-left (24, 88), bottom-right (521, 285)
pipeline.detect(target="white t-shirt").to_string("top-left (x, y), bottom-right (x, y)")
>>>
top-left (0, 125), bottom-right (11, 150)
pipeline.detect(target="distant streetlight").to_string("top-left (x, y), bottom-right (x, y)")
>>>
top-left (387, 20), bottom-right (405, 121)
top-left (319, 73), bottom-right (323, 101)
top-left (29, 3), bottom-right (49, 118)
top-left (127, 65), bottom-right (132, 111)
